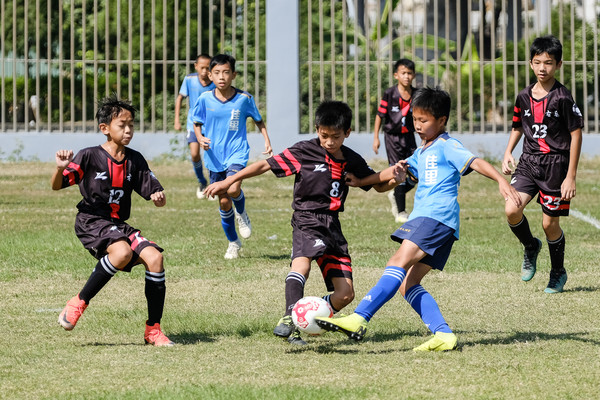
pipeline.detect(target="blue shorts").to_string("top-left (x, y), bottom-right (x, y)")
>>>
top-left (390, 217), bottom-right (456, 271)
top-left (186, 130), bottom-right (198, 144)
top-left (209, 163), bottom-right (246, 184)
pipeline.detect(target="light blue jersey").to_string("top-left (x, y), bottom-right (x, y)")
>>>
top-left (405, 133), bottom-right (475, 239)
top-left (178, 73), bottom-right (215, 132)
top-left (191, 88), bottom-right (262, 172)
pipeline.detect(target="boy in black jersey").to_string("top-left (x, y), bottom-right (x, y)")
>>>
top-left (373, 58), bottom-right (418, 223)
top-left (52, 95), bottom-right (174, 346)
top-left (502, 35), bottom-right (583, 293)
top-left (205, 100), bottom-right (401, 345)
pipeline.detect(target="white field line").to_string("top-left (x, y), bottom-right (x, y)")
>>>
top-left (571, 208), bottom-right (600, 230)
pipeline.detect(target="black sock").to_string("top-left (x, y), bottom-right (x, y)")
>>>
top-left (547, 232), bottom-right (565, 273)
top-left (79, 255), bottom-right (118, 304)
top-left (394, 185), bottom-right (406, 212)
top-left (145, 270), bottom-right (166, 326)
top-left (284, 271), bottom-right (305, 317)
top-left (509, 215), bottom-right (537, 249)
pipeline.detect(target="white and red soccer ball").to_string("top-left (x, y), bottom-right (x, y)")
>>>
top-left (291, 296), bottom-right (334, 335)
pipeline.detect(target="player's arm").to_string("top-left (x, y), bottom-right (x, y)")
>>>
top-left (346, 163), bottom-right (403, 190)
top-left (470, 158), bottom-right (522, 208)
top-left (174, 94), bottom-right (185, 131)
top-left (150, 191), bottom-right (166, 207)
top-left (501, 127), bottom-right (523, 175)
top-left (51, 149), bottom-right (74, 190)
top-left (254, 119), bottom-right (273, 156)
top-left (204, 159), bottom-right (272, 197)
top-left (373, 114), bottom-right (382, 154)
top-left (561, 128), bottom-right (582, 200)
top-left (193, 123), bottom-right (211, 150)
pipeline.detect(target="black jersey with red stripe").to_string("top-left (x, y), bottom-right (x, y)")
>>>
top-left (60, 145), bottom-right (163, 221)
top-left (266, 138), bottom-right (375, 213)
top-left (512, 81), bottom-right (584, 155)
top-left (377, 85), bottom-right (416, 136)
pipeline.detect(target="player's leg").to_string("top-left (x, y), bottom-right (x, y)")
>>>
top-left (219, 195), bottom-right (241, 259)
top-left (227, 164), bottom-right (252, 239)
top-left (542, 214), bottom-right (567, 293)
top-left (506, 191), bottom-right (541, 281)
top-left (274, 257), bottom-right (311, 344)
top-left (187, 131), bottom-right (208, 199)
top-left (325, 277), bottom-right (354, 313)
top-left (137, 246), bottom-right (174, 346)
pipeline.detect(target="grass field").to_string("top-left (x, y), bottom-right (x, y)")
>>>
top-left (1, 155), bottom-right (599, 399)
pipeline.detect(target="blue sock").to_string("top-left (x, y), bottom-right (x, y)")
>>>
top-left (404, 284), bottom-right (452, 334)
top-left (192, 159), bottom-right (207, 186)
top-left (354, 266), bottom-right (406, 321)
top-left (219, 208), bottom-right (238, 242)
top-left (231, 190), bottom-right (245, 214)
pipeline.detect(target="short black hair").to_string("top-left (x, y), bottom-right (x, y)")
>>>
top-left (530, 35), bottom-right (562, 63)
top-left (96, 94), bottom-right (136, 126)
top-left (314, 100), bottom-right (353, 132)
top-left (411, 87), bottom-right (451, 121)
top-left (195, 53), bottom-right (211, 63)
top-left (394, 58), bottom-right (415, 73)
top-left (210, 54), bottom-right (236, 72)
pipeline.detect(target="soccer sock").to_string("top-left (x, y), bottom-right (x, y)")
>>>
top-left (322, 294), bottom-right (339, 313)
top-left (284, 271), bottom-right (305, 317)
top-left (79, 255), bottom-right (118, 304)
top-left (393, 185), bottom-right (406, 212)
top-left (509, 215), bottom-right (537, 249)
top-left (354, 266), bottom-right (406, 322)
top-left (219, 208), bottom-right (239, 242)
top-left (547, 231), bottom-right (565, 272)
top-left (145, 270), bottom-right (166, 326)
top-left (231, 190), bottom-right (246, 214)
top-left (192, 159), bottom-right (207, 186)
top-left (404, 284), bottom-right (452, 334)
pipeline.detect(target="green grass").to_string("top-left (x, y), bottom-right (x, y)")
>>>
top-left (1, 157), bottom-right (599, 400)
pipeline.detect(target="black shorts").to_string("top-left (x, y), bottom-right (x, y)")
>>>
top-left (74, 212), bottom-right (163, 272)
top-left (384, 132), bottom-right (416, 165)
top-left (291, 211), bottom-right (352, 291)
top-left (511, 153), bottom-right (570, 217)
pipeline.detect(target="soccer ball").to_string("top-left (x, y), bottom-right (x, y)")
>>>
top-left (291, 296), bottom-right (333, 335)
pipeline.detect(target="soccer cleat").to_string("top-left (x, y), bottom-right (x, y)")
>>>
top-left (235, 210), bottom-right (252, 239)
top-left (196, 183), bottom-right (207, 199)
top-left (58, 294), bottom-right (88, 331)
top-left (144, 322), bottom-right (175, 347)
top-left (413, 332), bottom-right (458, 352)
top-left (521, 238), bottom-right (542, 281)
top-left (273, 315), bottom-right (295, 338)
top-left (287, 329), bottom-right (307, 346)
top-left (544, 269), bottom-right (567, 294)
top-left (315, 313), bottom-right (368, 342)
top-left (224, 239), bottom-right (242, 259)
top-left (396, 211), bottom-right (409, 224)
top-left (388, 191), bottom-right (399, 221)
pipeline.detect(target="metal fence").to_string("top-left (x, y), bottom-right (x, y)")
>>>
top-left (1, 0), bottom-right (598, 134)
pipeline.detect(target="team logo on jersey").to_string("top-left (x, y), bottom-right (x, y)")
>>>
top-left (524, 109), bottom-right (531, 117)
top-left (313, 239), bottom-right (325, 248)
top-left (572, 104), bottom-right (582, 116)
top-left (95, 172), bottom-right (108, 180)
top-left (313, 164), bottom-right (327, 172)
top-left (545, 110), bottom-right (552, 117)
top-left (391, 105), bottom-right (400, 113)
top-left (511, 177), bottom-right (517, 185)
top-left (127, 174), bottom-right (132, 181)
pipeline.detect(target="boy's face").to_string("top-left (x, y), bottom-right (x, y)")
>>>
top-left (194, 58), bottom-right (211, 80)
top-left (412, 107), bottom-right (446, 143)
top-left (316, 125), bottom-right (350, 155)
top-left (100, 109), bottom-right (134, 146)
top-left (393, 65), bottom-right (415, 89)
top-left (530, 52), bottom-right (561, 84)
top-left (209, 63), bottom-right (236, 90)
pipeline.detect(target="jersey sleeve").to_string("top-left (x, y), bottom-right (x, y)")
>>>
top-left (444, 139), bottom-right (476, 175)
top-left (179, 77), bottom-right (189, 97)
top-left (560, 95), bottom-right (584, 133)
top-left (266, 144), bottom-right (303, 177)
top-left (511, 95), bottom-right (523, 129)
top-left (405, 151), bottom-right (419, 181)
top-left (346, 152), bottom-right (376, 191)
top-left (377, 89), bottom-right (391, 118)
top-left (132, 155), bottom-right (164, 200)
top-left (246, 94), bottom-right (263, 122)
top-left (60, 150), bottom-right (86, 188)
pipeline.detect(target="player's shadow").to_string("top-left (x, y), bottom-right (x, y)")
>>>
top-left (293, 329), bottom-right (425, 354)
top-left (164, 330), bottom-right (218, 345)
top-left (562, 285), bottom-right (598, 293)
top-left (263, 254), bottom-right (293, 261)
top-left (457, 329), bottom-right (600, 348)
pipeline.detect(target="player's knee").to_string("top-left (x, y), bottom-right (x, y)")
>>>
top-left (108, 242), bottom-right (134, 269)
top-left (334, 287), bottom-right (355, 307)
top-left (144, 249), bottom-right (164, 273)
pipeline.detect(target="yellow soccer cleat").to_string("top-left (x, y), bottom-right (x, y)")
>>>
top-left (315, 313), bottom-right (368, 341)
top-left (413, 332), bottom-right (458, 352)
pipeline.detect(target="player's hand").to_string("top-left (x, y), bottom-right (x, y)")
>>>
top-left (151, 191), bottom-right (166, 207)
top-left (174, 121), bottom-right (181, 131)
top-left (344, 172), bottom-right (362, 187)
top-left (561, 176), bottom-right (576, 200)
top-left (499, 180), bottom-right (522, 208)
top-left (392, 160), bottom-right (408, 183)
top-left (55, 150), bottom-right (74, 169)
top-left (501, 154), bottom-right (516, 175)
top-left (199, 135), bottom-right (211, 150)
top-left (372, 136), bottom-right (380, 154)
top-left (263, 142), bottom-right (273, 157)
top-left (204, 181), bottom-right (229, 197)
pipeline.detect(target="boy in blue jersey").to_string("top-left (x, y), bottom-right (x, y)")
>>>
top-left (174, 54), bottom-right (216, 199)
top-left (191, 54), bottom-right (272, 259)
top-left (316, 88), bottom-right (521, 351)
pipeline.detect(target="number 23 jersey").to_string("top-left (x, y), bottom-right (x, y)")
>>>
top-left (60, 146), bottom-right (164, 221)
top-left (266, 138), bottom-right (374, 213)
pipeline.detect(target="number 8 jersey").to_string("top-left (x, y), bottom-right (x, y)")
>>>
top-left (512, 81), bottom-right (584, 156)
top-left (60, 146), bottom-right (164, 221)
